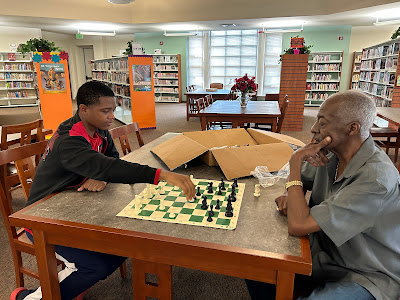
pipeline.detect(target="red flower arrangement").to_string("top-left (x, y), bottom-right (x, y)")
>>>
top-left (231, 74), bottom-right (257, 95)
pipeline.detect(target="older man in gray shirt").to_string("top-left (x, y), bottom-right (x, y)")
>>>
top-left (248, 91), bottom-right (400, 300)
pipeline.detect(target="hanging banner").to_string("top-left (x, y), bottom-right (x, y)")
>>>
top-left (39, 63), bottom-right (67, 94)
top-left (132, 64), bottom-right (152, 91)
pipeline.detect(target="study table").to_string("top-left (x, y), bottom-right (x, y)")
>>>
top-left (184, 89), bottom-right (232, 120)
top-left (9, 133), bottom-right (311, 300)
top-left (376, 107), bottom-right (400, 127)
top-left (198, 100), bottom-right (281, 132)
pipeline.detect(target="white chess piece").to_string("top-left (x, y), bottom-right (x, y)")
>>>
top-left (134, 195), bottom-right (141, 213)
top-left (159, 198), bottom-right (165, 210)
top-left (169, 212), bottom-right (176, 218)
top-left (190, 174), bottom-right (194, 183)
top-left (254, 184), bottom-right (261, 197)
top-left (159, 185), bottom-right (165, 195)
top-left (145, 185), bottom-right (152, 199)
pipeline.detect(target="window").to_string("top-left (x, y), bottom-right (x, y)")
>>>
top-left (187, 32), bottom-right (204, 89)
top-left (209, 30), bottom-right (258, 89)
top-left (263, 33), bottom-right (282, 94)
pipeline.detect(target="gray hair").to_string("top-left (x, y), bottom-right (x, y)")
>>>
top-left (323, 90), bottom-right (376, 139)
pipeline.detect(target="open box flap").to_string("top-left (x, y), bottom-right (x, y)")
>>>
top-left (151, 134), bottom-right (208, 170)
top-left (211, 143), bottom-right (294, 180)
top-left (247, 128), bottom-right (305, 147)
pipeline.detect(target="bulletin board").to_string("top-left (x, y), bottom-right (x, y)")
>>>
top-left (128, 55), bottom-right (156, 129)
top-left (33, 51), bottom-right (73, 134)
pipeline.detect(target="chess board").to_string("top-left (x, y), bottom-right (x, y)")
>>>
top-left (117, 178), bottom-right (245, 230)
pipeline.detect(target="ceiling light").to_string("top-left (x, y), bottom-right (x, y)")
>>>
top-left (262, 24), bottom-right (304, 33)
top-left (107, 0), bottom-right (134, 3)
top-left (373, 17), bottom-right (400, 26)
top-left (163, 31), bottom-right (197, 37)
top-left (261, 20), bottom-right (306, 28)
top-left (79, 30), bottom-right (116, 36)
top-left (162, 24), bottom-right (199, 31)
top-left (221, 24), bottom-right (237, 28)
top-left (74, 23), bottom-right (117, 31)
top-left (370, 8), bottom-right (400, 19)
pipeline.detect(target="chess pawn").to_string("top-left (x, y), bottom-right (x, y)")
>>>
top-left (254, 184), bottom-right (261, 197)
top-left (159, 185), bottom-right (165, 195)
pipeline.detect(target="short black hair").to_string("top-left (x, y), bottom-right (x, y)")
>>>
top-left (76, 81), bottom-right (115, 109)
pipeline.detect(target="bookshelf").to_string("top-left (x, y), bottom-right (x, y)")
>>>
top-left (153, 54), bottom-right (181, 103)
top-left (358, 38), bottom-right (400, 108)
top-left (0, 52), bottom-right (38, 108)
top-left (91, 56), bottom-right (131, 124)
top-left (349, 51), bottom-right (362, 90)
top-left (305, 51), bottom-right (343, 107)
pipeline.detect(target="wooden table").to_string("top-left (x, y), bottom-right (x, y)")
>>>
top-left (198, 100), bottom-right (281, 132)
top-left (184, 89), bottom-right (232, 120)
top-left (376, 107), bottom-right (400, 127)
top-left (9, 133), bottom-right (311, 300)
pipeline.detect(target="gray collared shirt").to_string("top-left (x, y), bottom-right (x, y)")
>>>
top-left (301, 136), bottom-right (400, 300)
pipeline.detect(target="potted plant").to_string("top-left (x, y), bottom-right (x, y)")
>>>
top-left (279, 35), bottom-right (313, 62)
top-left (123, 40), bottom-right (134, 55)
top-left (17, 38), bottom-right (61, 57)
top-left (391, 27), bottom-right (400, 39)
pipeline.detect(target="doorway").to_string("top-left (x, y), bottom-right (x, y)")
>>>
top-left (82, 46), bottom-right (94, 81)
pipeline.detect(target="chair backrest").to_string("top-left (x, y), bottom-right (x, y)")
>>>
top-left (277, 95), bottom-right (289, 133)
top-left (204, 95), bottom-right (211, 107)
top-left (226, 91), bottom-right (237, 100)
top-left (1, 119), bottom-right (44, 150)
top-left (210, 83), bottom-right (223, 89)
top-left (195, 98), bottom-right (206, 112)
top-left (109, 122), bottom-right (144, 156)
top-left (265, 94), bottom-right (279, 101)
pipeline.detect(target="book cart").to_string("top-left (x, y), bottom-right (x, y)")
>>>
top-left (305, 51), bottom-right (343, 107)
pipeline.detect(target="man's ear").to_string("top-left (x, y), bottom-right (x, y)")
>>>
top-left (347, 122), bottom-right (360, 136)
top-left (79, 104), bottom-right (88, 113)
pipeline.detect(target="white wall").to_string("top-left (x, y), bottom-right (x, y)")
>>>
top-left (0, 26), bottom-right (41, 52)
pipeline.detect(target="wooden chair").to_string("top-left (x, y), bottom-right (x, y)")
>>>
top-left (265, 94), bottom-right (280, 101)
top-left (251, 95), bottom-right (289, 133)
top-left (0, 141), bottom-right (127, 298)
top-left (195, 98), bottom-right (206, 112)
top-left (210, 83), bottom-right (223, 89)
top-left (371, 127), bottom-right (400, 162)
top-left (109, 122), bottom-right (144, 156)
top-left (0, 119), bottom-right (45, 202)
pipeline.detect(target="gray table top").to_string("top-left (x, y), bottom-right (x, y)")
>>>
top-left (199, 100), bottom-right (281, 116)
top-left (24, 133), bottom-right (301, 257)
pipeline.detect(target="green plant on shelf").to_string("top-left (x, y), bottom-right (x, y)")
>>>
top-left (17, 38), bottom-right (61, 57)
top-left (279, 35), bottom-right (313, 62)
top-left (391, 27), bottom-right (400, 40)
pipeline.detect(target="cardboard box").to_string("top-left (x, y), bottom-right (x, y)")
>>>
top-left (151, 128), bottom-right (305, 180)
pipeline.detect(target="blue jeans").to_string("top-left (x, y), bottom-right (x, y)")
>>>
top-left (245, 277), bottom-right (375, 300)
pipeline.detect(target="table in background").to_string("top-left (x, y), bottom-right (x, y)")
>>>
top-left (376, 107), bottom-right (400, 127)
top-left (198, 100), bottom-right (281, 131)
top-left (184, 89), bottom-right (232, 120)
top-left (9, 133), bottom-right (311, 300)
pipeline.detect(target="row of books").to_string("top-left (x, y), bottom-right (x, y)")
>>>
top-left (310, 74), bottom-right (336, 81)
top-left (154, 72), bottom-right (179, 78)
top-left (6, 91), bottom-right (29, 98)
top-left (362, 43), bottom-right (400, 59)
top-left (354, 54), bottom-right (362, 63)
top-left (92, 60), bottom-right (128, 71)
top-left (305, 93), bottom-right (330, 100)
top-left (359, 82), bottom-right (394, 99)
top-left (360, 57), bottom-right (398, 70)
top-left (92, 72), bottom-right (129, 84)
top-left (155, 96), bottom-right (179, 102)
top-left (375, 98), bottom-right (392, 107)
top-left (359, 71), bottom-right (395, 85)
top-left (3, 63), bottom-right (31, 71)
top-left (111, 85), bottom-right (130, 97)
top-left (155, 87), bottom-right (179, 93)
top-left (5, 82), bottom-right (32, 88)
top-left (351, 83), bottom-right (360, 90)
top-left (353, 65), bottom-right (361, 72)
top-left (154, 65), bottom-right (178, 71)
top-left (307, 83), bottom-right (338, 91)
top-left (154, 79), bottom-right (178, 86)
top-left (0, 73), bottom-right (33, 80)
top-left (311, 55), bottom-right (332, 62)
top-left (153, 56), bottom-right (178, 63)
top-left (352, 74), bottom-right (360, 82)
top-left (308, 64), bottom-right (340, 71)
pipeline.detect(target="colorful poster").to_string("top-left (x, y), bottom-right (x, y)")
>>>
top-left (40, 63), bottom-right (67, 94)
top-left (132, 64), bottom-right (152, 91)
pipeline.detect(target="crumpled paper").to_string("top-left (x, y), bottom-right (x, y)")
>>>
top-left (251, 162), bottom-right (290, 187)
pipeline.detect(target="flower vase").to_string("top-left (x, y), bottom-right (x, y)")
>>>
top-left (240, 93), bottom-right (249, 107)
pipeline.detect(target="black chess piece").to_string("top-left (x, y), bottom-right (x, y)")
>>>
top-left (225, 203), bottom-right (233, 217)
top-left (201, 196), bottom-right (208, 210)
top-left (215, 199), bottom-right (221, 210)
top-left (220, 178), bottom-right (226, 190)
top-left (196, 186), bottom-right (201, 196)
top-left (207, 210), bottom-right (213, 222)
top-left (209, 204), bottom-right (215, 216)
top-left (230, 190), bottom-right (237, 202)
top-left (217, 185), bottom-right (223, 195)
top-left (233, 178), bottom-right (238, 188)
top-left (207, 185), bottom-right (214, 193)
top-left (231, 183), bottom-right (236, 191)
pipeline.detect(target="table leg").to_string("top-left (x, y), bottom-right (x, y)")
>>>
top-left (275, 270), bottom-right (295, 300)
top-left (200, 117), bottom-right (207, 131)
top-left (132, 259), bottom-right (172, 300)
top-left (272, 118), bottom-right (278, 132)
top-left (34, 230), bottom-right (61, 300)
top-left (186, 98), bottom-right (190, 121)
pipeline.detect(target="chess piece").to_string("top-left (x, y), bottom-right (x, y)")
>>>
top-left (254, 184), bottom-right (261, 197)
top-left (134, 195), bottom-right (141, 213)
top-left (209, 204), bottom-right (215, 216)
top-left (190, 174), bottom-right (194, 183)
top-left (159, 198), bottom-right (165, 210)
top-left (215, 199), bottom-right (221, 209)
top-left (159, 185), bottom-right (165, 195)
top-left (207, 210), bottom-right (213, 222)
top-left (233, 178), bottom-right (238, 188)
top-left (207, 184), bottom-right (213, 194)
top-left (230, 191), bottom-right (237, 202)
top-left (201, 197), bottom-right (208, 210)
top-left (220, 178), bottom-right (226, 190)
top-left (196, 186), bottom-right (201, 196)
top-left (225, 202), bottom-right (233, 217)
top-left (217, 185), bottom-right (223, 195)
top-left (169, 212), bottom-right (176, 218)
